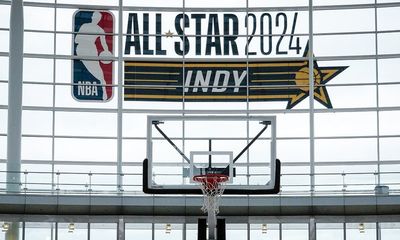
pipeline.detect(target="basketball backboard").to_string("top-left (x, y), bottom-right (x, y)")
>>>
top-left (143, 115), bottom-right (280, 194)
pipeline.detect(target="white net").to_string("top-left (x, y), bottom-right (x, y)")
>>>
top-left (193, 174), bottom-right (228, 214)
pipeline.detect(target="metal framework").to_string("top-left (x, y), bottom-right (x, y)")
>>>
top-left (0, 0), bottom-right (400, 199)
top-left (0, 214), bottom-right (400, 240)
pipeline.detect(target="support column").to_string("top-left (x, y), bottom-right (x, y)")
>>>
top-left (7, 0), bottom-right (24, 193)
top-left (118, 218), bottom-right (125, 240)
top-left (6, 2), bottom-right (23, 238)
top-left (308, 0), bottom-right (315, 193)
top-left (208, 211), bottom-right (217, 240)
top-left (309, 218), bottom-right (316, 240)
top-left (116, 0), bottom-right (124, 191)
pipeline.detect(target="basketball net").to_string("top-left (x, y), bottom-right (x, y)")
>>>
top-left (193, 174), bottom-right (229, 214)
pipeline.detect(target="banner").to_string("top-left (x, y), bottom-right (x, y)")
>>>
top-left (72, 10), bottom-right (114, 101)
top-left (124, 47), bottom-right (346, 109)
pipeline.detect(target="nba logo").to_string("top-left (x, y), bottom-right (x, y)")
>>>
top-left (72, 10), bottom-right (114, 101)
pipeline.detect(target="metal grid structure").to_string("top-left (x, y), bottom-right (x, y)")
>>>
top-left (0, 0), bottom-right (400, 196)
top-left (1, 216), bottom-right (400, 240)
top-left (0, 1), bottom-right (400, 240)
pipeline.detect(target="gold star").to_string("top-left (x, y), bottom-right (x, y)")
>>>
top-left (165, 30), bottom-right (174, 38)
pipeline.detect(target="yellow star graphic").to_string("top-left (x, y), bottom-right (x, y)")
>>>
top-left (287, 63), bottom-right (346, 109)
top-left (165, 30), bottom-right (174, 38)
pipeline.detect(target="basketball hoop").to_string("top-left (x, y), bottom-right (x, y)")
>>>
top-left (193, 174), bottom-right (229, 214)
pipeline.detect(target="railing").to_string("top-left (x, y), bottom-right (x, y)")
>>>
top-left (0, 170), bottom-right (399, 196)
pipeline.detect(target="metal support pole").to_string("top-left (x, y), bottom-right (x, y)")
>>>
top-left (88, 223), bottom-right (91, 240)
top-left (208, 210), bottom-right (217, 240)
top-left (376, 222), bottom-right (381, 240)
top-left (343, 223), bottom-right (346, 240)
top-left (151, 223), bottom-right (155, 240)
top-left (7, 0), bottom-right (24, 194)
top-left (118, 218), bottom-right (125, 240)
top-left (374, 0), bottom-right (381, 186)
top-left (183, 222), bottom-right (186, 240)
top-left (116, 0), bottom-right (124, 192)
top-left (309, 218), bottom-right (316, 240)
top-left (308, 0), bottom-right (316, 193)
top-left (209, 139), bottom-right (212, 168)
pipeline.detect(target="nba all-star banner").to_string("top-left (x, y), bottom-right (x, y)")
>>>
top-left (124, 50), bottom-right (346, 109)
top-left (123, 12), bottom-right (305, 57)
top-left (72, 10), bottom-right (114, 102)
top-left (71, 10), bottom-right (348, 107)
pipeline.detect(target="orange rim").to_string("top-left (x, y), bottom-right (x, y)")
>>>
top-left (193, 174), bottom-right (229, 187)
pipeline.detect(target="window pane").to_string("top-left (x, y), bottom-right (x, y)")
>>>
top-left (0, 83), bottom-right (8, 105)
top-left (345, 223), bottom-right (376, 240)
top-left (24, 32), bottom-right (54, 54)
top-left (380, 137), bottom-right (400, 161)
top-left (154, 223), bottom-right (182, 240)
top-left (314, 9), bottom-right (375, 33)
top-left (378, 58), bottom-right (400, 83)
top-left (379, 84), bottom-right (400, 107)
top-left (377, 7), bottom-right (400, 31)
top-left (186, 224), bottom-right (198, 240)
top-left (378, 33), bottom-right (400, 55)
top-left (277, 140), bottom-right (310, 162)
top-left (58, 223), bottom-right (88, 240)
top-left (22, 137), bottom-right (52, 160)
top-left (380, 222), bottom-right (400, 240)
top-left (0, 30), bottom-right (9, 53)
top-left (249, 0), bottom-right (308, 7)
top-left (0, 137), bottom-right (6, 159)
top-left (314, 0), bottom-right (373, 5)
top-left (315, 112), bottom-right (377, 137)
top-left (282, 224), bottom-right (308, 240)
top-left (187, 0), bottom-right (246, 7)
top-left (25, 222), bottom-right (55, 240)
top-left (23, 58), bottom-right (53, 83)
top-left (226, 224), bottom-right (248, 240)
top-left (55, 112), bottom-right (117, 137)
top-left (122, 140), bottom-right (146, 163)
top-left (0, 5), bottom-right (10, 29)
top-left (0, 57), bottom-right (9, 81)
top-left (250, 223), bottom-right (279, 240)
top-left (316, 223), bottom-right (344, 240)
top-left (24, 6), bottom-right (54, 31)
top-left (54, 138), bottom-right (117, 162)
top-left (315, 138), bottom-right (377, 162)
top-left (125, 223), bottom-right (152, 240)
top-left (0, 110), bottom-right (7, 134)
top-left (90, 223), bottom-right (117, 240)
top-left (123, 0), bottom-right (182, 7)
top-left (22, 110), bottom-right (53, 135)
top-left (318, 86), bottom-right (377, 109)
top-left (22, 83), bottom-right (53, 107)
top-left (314, 34), bottom-right (375, 56)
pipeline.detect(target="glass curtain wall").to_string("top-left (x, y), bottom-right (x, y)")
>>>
top-left (1, 220), bottom-right (400, 240)
top-left (0, 0), bottom-right (399, 194)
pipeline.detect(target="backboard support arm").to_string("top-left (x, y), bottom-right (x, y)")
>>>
top-left (152, 121), bottom-right (191, 164)
top-left (232, 121), bottom-right (271, 164)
